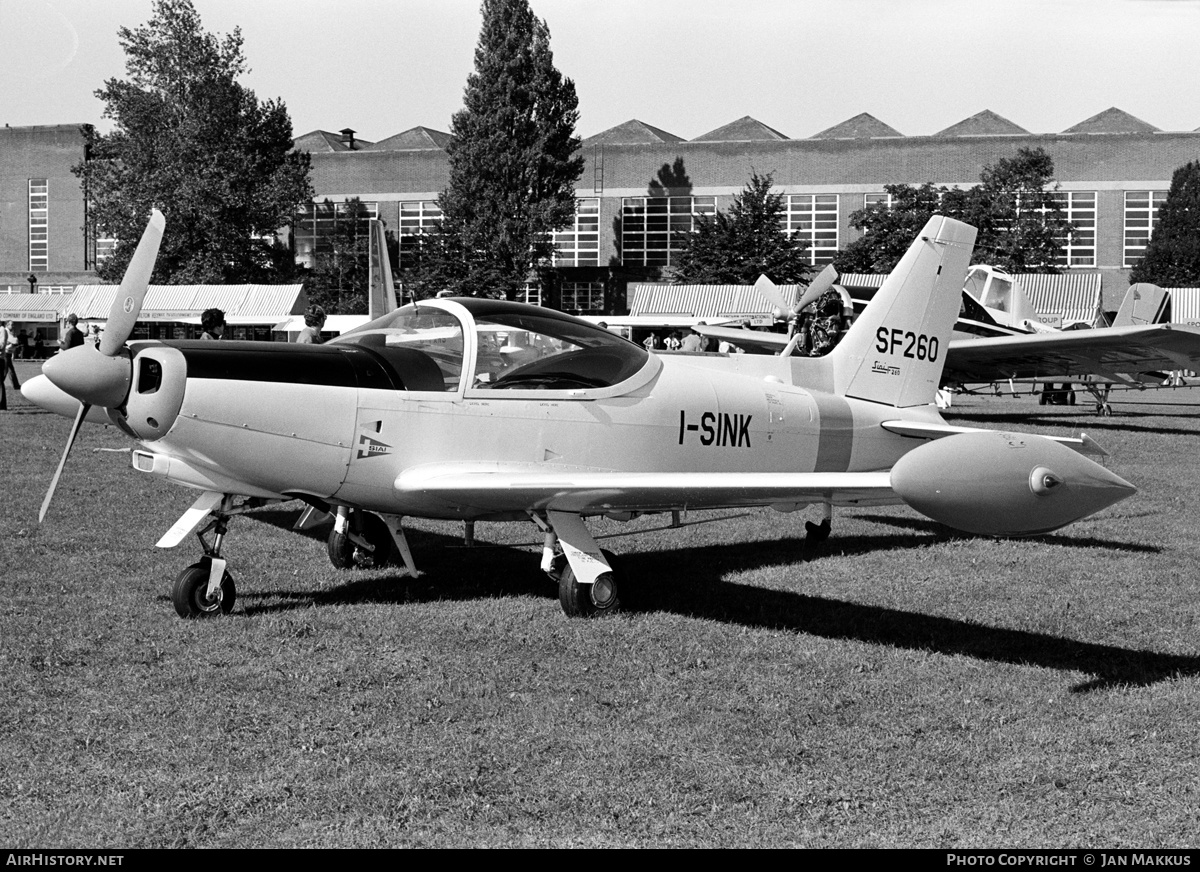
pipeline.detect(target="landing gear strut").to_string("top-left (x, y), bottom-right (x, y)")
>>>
top-left (327, 506), bottom-right (395, 569)
top-left (172, 498), bottom-right (238, 618)
top-left (533, 511), bottom-right (623, 618)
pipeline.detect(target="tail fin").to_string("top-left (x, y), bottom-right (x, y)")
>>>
top-left (1112, 283), bottom-right (1169, 327)
top-left (367, 219), bottom-right (398, 319)
top-left (830, 215), bottom-right (976, 407)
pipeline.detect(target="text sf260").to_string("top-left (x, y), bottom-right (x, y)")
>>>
top-left (875, 327), bottom-right (939, 362)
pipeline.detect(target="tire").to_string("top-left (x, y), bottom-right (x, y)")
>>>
top-left (172, 560), bottom-right (236, 618)
top-left (558, 549), bottom-right (622, 618)
top-left (327, 512), bottom-right (394, 569)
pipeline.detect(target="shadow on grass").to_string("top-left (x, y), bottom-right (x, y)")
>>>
top-left (852, 512), bottom-right (1160, 555)
top-left (228, 512), bottom-right (1191, 693)
top-left (945, 409), bottom-right (1200, 438)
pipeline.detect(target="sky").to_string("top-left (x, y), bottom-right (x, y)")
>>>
top-left (2, 0), bottom-right (1199, 142)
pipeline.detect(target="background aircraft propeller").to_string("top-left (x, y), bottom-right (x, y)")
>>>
top-left (37, 209), bottom-right (165, 521)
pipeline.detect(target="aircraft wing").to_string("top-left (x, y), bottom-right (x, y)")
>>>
top-left (943, 323), bottom-right (1200, 385)
top-left (693, 324), bottom-right (789, 352)
top-left (396, 465), bottom-right (899, 515)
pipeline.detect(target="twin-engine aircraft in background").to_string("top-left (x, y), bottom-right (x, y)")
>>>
top-left (701, 264), bottom-right (1200, 416)
top-left (25, 211), bottom-right (1136, 620)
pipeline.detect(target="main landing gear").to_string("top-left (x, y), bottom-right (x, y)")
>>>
top-left (163, 493), bottom-right (419, 619)
top-left (532, 511), bottom-right (623, 618)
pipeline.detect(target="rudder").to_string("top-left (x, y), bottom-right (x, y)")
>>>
top-left (831, 215), bottom-right (976, 407)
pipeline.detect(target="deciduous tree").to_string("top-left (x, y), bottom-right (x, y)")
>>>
top-left (834, 147), bottom-right (1073, 275)
top-left (74, 0), bottom-right (311, 284)
top-left (672, 171), bottom-right (812, 285)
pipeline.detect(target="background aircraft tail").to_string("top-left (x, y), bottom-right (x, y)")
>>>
top-left (830, 215), bottom-right (976, 407)
top-left (368, 219), bottom-right (398, 319)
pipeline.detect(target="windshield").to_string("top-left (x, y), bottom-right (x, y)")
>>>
top-left (336, 305), bottom-right (464, 391)
top-left (472, 310), bottom-right (649, 390)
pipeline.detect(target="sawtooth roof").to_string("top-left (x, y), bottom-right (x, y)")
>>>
top-left (692, 116), bottom-right (790, 142)
top-left (1062, 107), bottom-right (1160, 134)
top-left (811, 112), bottom-right (903, 139)
top-left (935, 110), bottom-right (1030, 137)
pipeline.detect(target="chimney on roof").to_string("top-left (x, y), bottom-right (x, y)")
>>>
top-left (339, 127), bottom-right (357, 150)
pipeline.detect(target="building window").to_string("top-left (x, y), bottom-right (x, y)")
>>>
top-left (863, 192), bottom-right (895, 211)
top-left (29, 179), bottom-right (48, 272)
top-left (517, 282), bottom-right (542, 307)
top-left (292, 200), bottom-right (378, 268)
top-left (398, 200), bottom-right (443, 267)
top-left (1124, 191), bottom-right (1167, 267)
top-left (553, 198), bottom-right (600, 267)
top-left (783, 194), bottom-right (839, 264)
top-left (561, 281), bottom-right (605, 314)
top-left (620, 196), bottom-right (716, 267)
top-left (1047, 191), bottom-right (1096, 267)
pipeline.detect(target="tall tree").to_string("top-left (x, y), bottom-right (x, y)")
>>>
top-left (834, 147), bottom-right (1073, 275)
top-left (409, 0), bottom-right (584, 300)
top-left (1129, 161), bottom-right (1200, 286)
top-left (74, 0), bottom-right (312, 284)
top-left (672, 171), bottom-right (812, 284)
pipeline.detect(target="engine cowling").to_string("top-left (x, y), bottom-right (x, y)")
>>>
top-left (890, 430), bottom-right (1135, 536)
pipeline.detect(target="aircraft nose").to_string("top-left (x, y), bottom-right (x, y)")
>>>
top-left (21, 374), bottom-right (109, 422)
top-left (42, 344), bottom-right (133, 409)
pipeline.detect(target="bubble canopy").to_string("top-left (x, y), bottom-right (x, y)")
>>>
top-left (333, 298), bottom-right (652, 393)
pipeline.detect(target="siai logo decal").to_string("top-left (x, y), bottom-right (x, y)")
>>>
top-left (357, 433), bottom-right (392, 459)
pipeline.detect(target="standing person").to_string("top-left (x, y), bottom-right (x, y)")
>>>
top-left (0, 321), bottom-right (10, 409)
top-left (294, 305), bottom-right (326, 344)
top-left (199, 308), bottom-right (225, 340)
top-left (60, 314), bottom-right (85, 350)
top-left (1, 321), bottom-right (18, 390)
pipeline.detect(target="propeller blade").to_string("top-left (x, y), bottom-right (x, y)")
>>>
top-left (794, 263), bottom-right (839, 313)
top-left (752, 274), bottom-right (794, 318)
top-left (99, 209), bottom-right (165, 357)
top-left (39, 402), bottom-right (91, 523)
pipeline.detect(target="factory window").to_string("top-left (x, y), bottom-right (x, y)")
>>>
top-left (620, 196), bottom-right (716, 267)
top-left (398, 200), bottom-right (443, 267)
top-left (1124, 191), bottom-right (1167, 267)
top-left (29, 179), bottom-right (48, 272)
top-left (783, 194), bottom-right (839, 264)
top-left (1047, 191), bottom-right (1096, 267)
top-left (292, 200), bottom-right (378, 269)
top-left (863, 192), bottom-right (895, 211)
top-left (553, 198), bottom-right (600, 267)
top-left (561, 281), bottom-right (605, 314)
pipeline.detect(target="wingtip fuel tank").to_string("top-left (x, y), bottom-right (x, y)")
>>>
top-left (890, 430), bottom-right (1136, 536)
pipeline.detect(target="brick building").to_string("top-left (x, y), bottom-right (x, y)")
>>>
top-left (6, 108), bottom-right (1200, 315)
top-left (0, 124), bottom-right (94, 293)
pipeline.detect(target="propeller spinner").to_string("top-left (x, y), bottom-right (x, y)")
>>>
top-left (37, 209), bottom-right (165, 521)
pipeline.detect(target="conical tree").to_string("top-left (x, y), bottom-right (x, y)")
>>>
top-left (73, 0), bottom-right (311, 284)
top-left (672, 171), bottom-right (811, 285)
top-left (415, 0), bottom-right (584, 300)
top-left (1129, 161), bottom-right (1200, 286)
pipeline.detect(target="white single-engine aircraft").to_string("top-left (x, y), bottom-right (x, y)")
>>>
top-left (25, 211), bottom-right (1136, 620)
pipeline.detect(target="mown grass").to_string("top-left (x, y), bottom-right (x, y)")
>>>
top-left (2, 361), bottom-right (1199, 847)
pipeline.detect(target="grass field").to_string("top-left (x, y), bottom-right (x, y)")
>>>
top-left (2, 360), bottom-right (1199, 848)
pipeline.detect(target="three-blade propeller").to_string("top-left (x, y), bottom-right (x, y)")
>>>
top-left (38, 209), bottom-right (165, 521)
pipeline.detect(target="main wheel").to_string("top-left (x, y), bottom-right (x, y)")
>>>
top-left (558, 549), bottom-right (622, 618)
top-left (171, 560), bottom-right (236, 618)
top-left (327, 512), bottom-right (395, 569)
